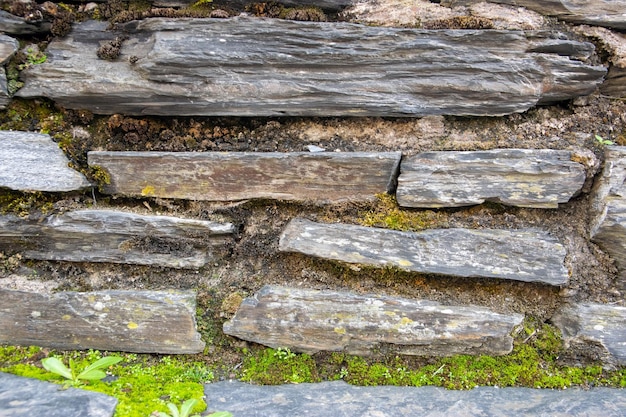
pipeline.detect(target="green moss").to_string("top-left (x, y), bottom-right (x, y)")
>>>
top-left (0, 99), bottom-right (64, 133)
top-left (360, 194), bottom-right (446, 231)
top-left (0, 189), bottom-right (56, 216)
top-left (241, 347), bottom-right (320, 385)
top-left (0, 347), bottom-right (210, 417)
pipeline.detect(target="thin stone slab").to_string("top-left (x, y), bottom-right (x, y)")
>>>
top-left (88, 151), bottom-right (400, 203)
top-left (0, 131), bottom-right (91, 192)
top-left (0, 372), bottom-right (117, 417)
top-left (442, 0), bottom-right (626, 30)
top-left (16, 18), bottom-right (605, 117)
top-left (279, 218), bottom-right (568, 285)
top-left (206, 380), bottom-right (626, 417)
top-left (0, 10), bottom-right (51, 35)
top-left (552, 303), bottom-right (626, 366)
top-left (590, 147), bottom-right (626, 284)
top-left (0, 289), bottom-right (205, 353)
top-left (0, 210), bottom-right (234, 269)
top-left (396, 149), bottom-right (586, 208)
top-left (223, 285), bottom-right (523, 356)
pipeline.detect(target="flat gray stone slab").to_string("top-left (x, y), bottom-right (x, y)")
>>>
top-left (552, 303), bottom-right (626, 366)
top-left (0, 372), bottom-right (117, 417)
top-left (590, 146), bottom-right (626, 285)
top-left (88, 151), bottom-right (401, 203)
top-left (0, 10), bottom-right (51, 35)
top-left (0, 209), bottom-right (234, 269)
top-left (16, 18), bottom-right (605, 117)
top-left (205, 380), bottom-right (626, 417)
top-left (223, 285), bottom-right (523, 356)
top-left (0, 131), bottom-right (91, 192)
top-left (0, 289), bottom-right (205, 353)
top-left (279, 218), bottom-right (568, 285)
top-left (396, 149), bottom-right (586, 208)
top-left (443, 0), bottom-right (626, 30)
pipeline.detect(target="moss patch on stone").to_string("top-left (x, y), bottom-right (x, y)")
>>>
top-left (359, 193), bottom-right (447, 231)
top-left (0, 347), bottom-right (209, 417)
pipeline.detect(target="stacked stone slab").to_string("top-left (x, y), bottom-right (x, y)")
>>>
top-left (15, 18), bottom-right (605, 117)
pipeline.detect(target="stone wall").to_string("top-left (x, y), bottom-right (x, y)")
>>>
top-left (1, 0), bottom-right (625, 370)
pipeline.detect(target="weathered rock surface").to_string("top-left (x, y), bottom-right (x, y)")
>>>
top-left (16, 18), bottom-right (605, 117)
top-left (0, 35), bottom-right (18, 109)
top-left (88, 151), bottom-right (401, 203)
top-left (0, 10), bottom-right (51, 35)
top-left (0, 131), bottom-right (92, 192)
top-left (279, 218), bottom-right (568, 285)
top-left (0, 209), bottom-right (234, 269)
top-left (0, 372), bottom-right (117, 417)
top-left (205, 380), bottom-right (626, 417)
top-left (551, 303), bottom-right (626, 365)
top-left (575, 26), bottom-right (626, 99)
top-left (223, 285), bottom-right (523, 356)
top-left (441, 0), bottom-right (626, 29)
top-left (590, 147), bottom-right (626, 284)
top-left (396, 149), bottom-right (586, 208)
top-left (157, 0), bottom-right (353, 9)
top-left (0, 289), bottom-right (205, 353)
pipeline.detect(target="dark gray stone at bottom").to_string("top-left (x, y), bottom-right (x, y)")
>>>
top-left (205, 380), bottom-right (626, 417)
top-left (0, 372), bottom-right (117, 417)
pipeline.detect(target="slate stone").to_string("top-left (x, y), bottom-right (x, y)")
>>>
top-left (590, 146), bottom-right (626, 284)
top-left (223, 285), bottom-right (523, 356)
top-left (0, 10), bottom-right (52, 35)
top-left (441, 0), bottom-right (626, 30)
top-left (205, 380), bottom-right (626, 417)
top-left (279, 218), bottom-right (568, 285)
top-left (0, 34), bottom-right (18, 65)
top-left (552, 303), bottom-right (626, 366)
top-left (0, 209), bottom-right (235, 269)
top-left (16, 18), bottom-right (605, 117)
top-left (0, 68), bottom-right (8, 109)
top-left (0, 372), bottom-right (117, 417)
top-left (0, 289), bottom-right (205, 353)
top-left (88, 151), bottom-right (401, 203)
top-left (156, 0), bottom-right (353, 10)
top-left (396, 149), bottom-right (586, 208)
top-left (0, 131), bottom-right (91, 192)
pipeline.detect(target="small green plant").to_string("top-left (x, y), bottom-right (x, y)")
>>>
top-left (18, 48), bottom-right (47, 70)
top-left (156, 399), bottom-right (231, 417)
top-left (595, 134), bottom-right (614, 146)
top-left (41, 355), bottom-right (122, 387)
top-left (273, 347), bottom-right (296, 360)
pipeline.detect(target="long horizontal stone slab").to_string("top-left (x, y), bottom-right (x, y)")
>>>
top-left (0, 289), bottom-right (205, 353)
top-left (16, 18), bottom-right (605, 117)
top-left (88, 151), bottom-right (400, 202)
top-left (551, 303), bottom-right (626, 365)
top-left (279, 218), bottom-right (568, 285)
top-left (0, 131), bottom-right (91, 192)
top-left (396, 149), bottom-right (586, 208)
top-left (590, 147), bottom-right (626, 285)
top-left (0, 210), bottom-right (234, 269)
top-left (0, 10), bottom-right (51, 35)
top-left (442, 0), bottom-right (626, 30)
top-left (205, 380), bottom-right (626, 417)
top-left (223, 285), bottom-right (523, 356)
top-left (0, 372), bottom-right (117, 417)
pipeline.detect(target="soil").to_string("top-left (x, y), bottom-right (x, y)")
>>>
top-left (1, 0), bottom-right (626, 371)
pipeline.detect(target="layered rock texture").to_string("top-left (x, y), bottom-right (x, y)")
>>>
top-left (591, 147), bottom-right (626, 285)
top-left (0, 210), bottom-right (234, 268)
top-left (0, 131), bottom-right (91, 192)
top-left (396, 149), bottom-right (586, 208)
top-left (0, 289), bottom-right (205, 353)
top-left (223, 285), bottom-right (523, 356)
top-left (15, 18), bottom-right (605, 117)
top-left (279, 218), bottom-right (569, 285)
top-left (88, 151), bottom-right (401, 202)
top-left (552, 303), bottom-right (626, 366)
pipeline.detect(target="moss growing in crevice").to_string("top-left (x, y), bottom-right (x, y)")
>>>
top-left (359, 193), bottom-right (448, 231)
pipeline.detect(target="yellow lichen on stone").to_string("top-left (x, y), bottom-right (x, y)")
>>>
top-left (127, 321), bottom-right (139, 329)
top-left (141, 185), bottom-right (156, 196)
top-left (334, 327), bottom-right (346, 334)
